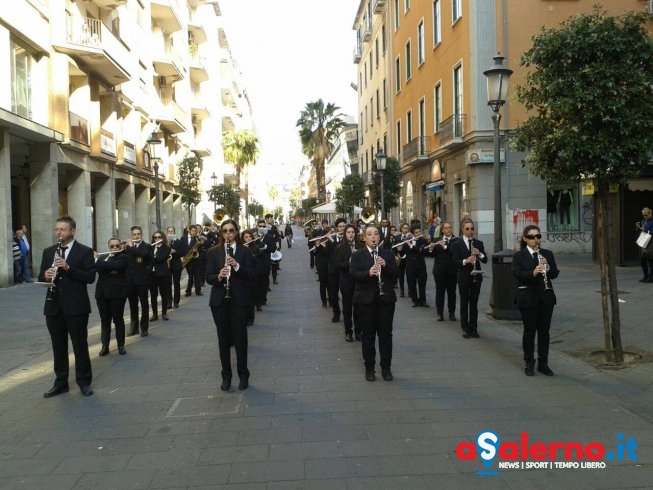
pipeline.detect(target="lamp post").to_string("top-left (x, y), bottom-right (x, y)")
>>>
top-left (376, 148), bottom-right (386, 220)
top-left (210, 172), bottom-right (218, 211)
top-left (483, 54), bottom-right (512, 253)
top-left (147, 131), bottom-right (162, 231)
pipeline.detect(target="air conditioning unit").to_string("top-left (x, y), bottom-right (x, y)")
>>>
top-left (159, 76), bottom-right (167, 87)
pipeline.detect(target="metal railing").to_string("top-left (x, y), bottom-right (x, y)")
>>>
top-left (403, 136), bottom-right (430, 162)
top-left (439, 114), bottom-right (466, 145)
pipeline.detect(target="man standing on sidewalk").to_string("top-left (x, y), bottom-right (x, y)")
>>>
top-left (38, 216), bottom-right (96, 398)
top-left (20, 225), bottom-right (32, 282)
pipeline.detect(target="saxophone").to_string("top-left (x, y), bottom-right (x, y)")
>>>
top-left (181, 239), bottom-right (202, 268)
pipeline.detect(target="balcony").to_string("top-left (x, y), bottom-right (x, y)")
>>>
top-left (91, 0), bottom-right (127, 8)
top-left (222, 115), bottom-right (235, 133)
top-left (69, 111), bottom-right (89, 146)
top-left (151, 0), bottom-right (182, 33)
top-left (373, 0), bottom-right (386, 13)
top-left (439, 114), bottom-right (466, 147)
top-left (52, 14), bottom-right (131, 86)
top-left (191, 90), bottom-right (210, 121)
top-left (155, 97), bottom-right (187, 134)
top-left (362, 20), bottom-right (372, 42)
top-left (188, 21), bottom-right (207, 44)
top-left (221, 84), bottom-right (239, 109)
top-left (364, 170), bottom-right (374, 186)
top-left (153, 43), bottom-right (185, 79)
top-left (353, 44), bottom-right (362, 63)
top-left (189, 54), bottom-right (209, 83)
top-left (402, 136), bottom-right (431, 166)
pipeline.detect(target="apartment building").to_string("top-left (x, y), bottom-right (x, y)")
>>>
top-left (0, 0), bottom-right (254, 286)
top-left (355, 0), bottom-right (653, 261)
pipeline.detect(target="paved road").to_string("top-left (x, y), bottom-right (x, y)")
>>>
top-left (0, 227), bottom-right (651, 489)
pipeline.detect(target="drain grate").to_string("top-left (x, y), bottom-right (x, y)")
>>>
top-left (167, 394), bottom-right (243, 418)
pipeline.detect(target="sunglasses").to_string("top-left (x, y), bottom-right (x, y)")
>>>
top-left (222, 228), bottom-right (236, 233)
top-left (152, 235), bottom-right (162, 239)
top-left (109, 244), bottom-right (122, 249)
top-left (526, 234), bottom-right (542, 239)
top-left (464, 227), bottom-right (474, 231)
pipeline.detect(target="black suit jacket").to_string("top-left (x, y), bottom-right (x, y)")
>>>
top-left (95, 252), bottom-right (129, 299)
top-left (350, 247), bottom-right (399, 305)
top-left (512, 247), bottom-right (559, 308)
top-left (206, 243), bottom-right (255, 307)
top-left (150, 244), bottom-right (172, 277)
top-left (39, 241), bottom-right (96, 316)
top-left (430, 235), bottom-right (459, 276)
top-left (168, 238), bottom-right (183, 272)
top-left (451, 237), bottom-right (488, 283)
top-left (125, 241), bottom-right (151, 285)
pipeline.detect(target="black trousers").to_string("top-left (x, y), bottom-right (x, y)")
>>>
top-left (128, 283), bottom-right (149, 331)
top-left (150, 275), bottom-right (172, 316)
top-left (170, 262), bottom-right (182, 306)
top-left (397, 259), bottom-right (407, 292)
top-left (97, 297), bottom-right (127, 347)
top-left (210, 303), bottom-right (250, 379)
top-left (434, 270), bottom-right (457, 315)
top-left (46, 313), bottom-right (92, 388)
top-left (641, 255), bottom-right (653, 279)
top-left (356, 299), bottom-right (395, 371)
top-left (316, 266), bottom-right (329, 304)
top-left (406, 266), bottom-right (427, 305)
top-left (340, 283), bottom-right (357, 334)
top-left (255, 269), bottom-right (270, 306)
top-left (328, 271), bottom-right (340, 314)
top-left (459, 279), bottom-right (482, 332)
top-left (520, 304), bottom-right (554, 363)
top-left (186, 261), bottom-right (203, 293)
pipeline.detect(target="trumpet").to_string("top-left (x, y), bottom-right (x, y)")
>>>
top-left (534, 246), bottom-right (552, 291)
top-left (372, 243), bottom-right (385, 298)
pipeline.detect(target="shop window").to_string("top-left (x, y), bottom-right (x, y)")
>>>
top-left (547, 185), bottom-right (579, 231)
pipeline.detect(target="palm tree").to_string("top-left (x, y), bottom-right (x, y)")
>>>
top-left (221, 129), bottom-right (260, 225)
top-left (296, 99), bottom-right (345, 202)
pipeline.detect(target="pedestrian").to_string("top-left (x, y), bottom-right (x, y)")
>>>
top-left (125, 225), bottom-right (151, 337)
top-left (426, 222), bottom-right (458, 321)
top-left (149, 231), bottom-right (172, 322)
top-left (512, 225), bottom-right (559, 377)
top-left (350, 225), bottom-right (399, 382)
top-left (206, 219), bottom-right (255, 391)
top-left (451, 219), bottom-right (487, 338)
top-left (20, 225), bottom-right (32, 282)
top-left (38, 215), bottom-right (96, 397)
top-left (95, 237), bottom-right (129, 356)
top-left (12, 229), bottom-right (23, 284)
top-left (635, 207), bottom-right (653, 283)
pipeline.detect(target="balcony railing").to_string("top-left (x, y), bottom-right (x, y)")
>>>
top-left (403, 136), bottom-right (431, 163)
top-left (439, 114), bottom-right (466, 145)
top-left (373, 0), bottom-right (386, 13)
top-left (353, 44), bottom-right (362, 63)
top-left (69, 111), bottom-right (89, 145)
top-left (362, 19), bottom-right (372, 42)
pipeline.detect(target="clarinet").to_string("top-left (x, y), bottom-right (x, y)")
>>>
top-left (535, 246), bottom-right (553, 291)
top-left (372, 243), bottom-right (385, 298)
top-left (224, 242), bottom-right (233, 300)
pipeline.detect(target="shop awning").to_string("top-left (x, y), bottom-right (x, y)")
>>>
top-left (426, 180), bottom-right (445, 192)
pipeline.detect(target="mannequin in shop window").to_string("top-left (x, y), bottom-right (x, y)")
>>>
top-left (558, 189), bottom-right (573, 225)
top-left (547, 188), bottom-right (559, 227)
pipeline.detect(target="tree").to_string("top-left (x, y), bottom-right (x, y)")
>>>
top-left (222, 129), bottom-right (260, 224)
top-left (336, 174), bottom-right (365, 218)
top-left (177, 155), bottom-right (202, 225)
top-left (207, 184), bottom-right (240, 219)
top-left (248, 200), bottom-right (264, 222)
top-left (302, 197), bottom-right (319, 214)
top-left (371, 157), bottom-right (401, 217)
top-left (296, 99), bottom-right (345, 202)
top-left (289, 187), bottom-right (302, 214)
top-left (513, 8), bottom-right (653, 364)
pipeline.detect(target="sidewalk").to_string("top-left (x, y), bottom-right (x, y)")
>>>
top-left (0, 230), bottom-right (651, 489)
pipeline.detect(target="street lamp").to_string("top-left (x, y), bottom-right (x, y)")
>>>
top-left (147, 131), bottom-right (162, 231)
top-left (483, 54), bottom-right (512, 253)
top-left (210, 172), bottom-right (218, 211)
top-left (376, 148), bottom-right (386, 220)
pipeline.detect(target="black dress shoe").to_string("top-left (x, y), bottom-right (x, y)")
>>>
top-left (365, 371), bottom-right (375, 382)
top-left (118, 346), bottom-right (127, 355)
top-left (537, 364), bottom-right (554, 376)
top-left (150, 315), bottom-right (158, 322)
top-left (436, 315), bottom-right (444, 321)
top-left (381, 369), bottom-right (393, 381)
top-left (80, 385), bottom-right (94, 396)
top-left (43, 385), bottom-right (69, 398)
top-left (185, 292), bottom-right (192, 297)
top-left (525, 361), bottom-right (535, 376)
top-left (246, 319), bottom-right (254, 327)
top-left (162, 314), bottom-right (169, 321)
top-left (127, 329), bottom-right (139, 337)
top-left (471, 331), bottom-right (480, 338)
top-left (98, 345), bottom-right (109, 357)
top-left (331, 314), bottom-right (340, 323)
top-left (238, 378), bottom-right (249, 390)
top-left (355, 333), bottom-right (362, 341)
top-left (174, 304), bottom-right (179, 309)
top-left (256, 306), bottom-right (263, 312)
top-left (639, 277), bottom-right (649, 282)
top-left (322, 302), bottom-right (327, 308)
top-left (421, 303), bottom-right (430, 308)
top-left (221, 376), bottom-right (232, 391)
top-left (140, 330), bottom-right (148, 337)
top-left (449, 314), bottom-right (457, 321)
top-left (273, 280), bottom-right (278, 284)
top-left (196, 292), bottom-right (203, 296)
top-left (345, 333), bottom-right (353, 342)
top-left (411, 303), bottom-right (418, 307)
top-left (462, 331), bottom-right (471, 339)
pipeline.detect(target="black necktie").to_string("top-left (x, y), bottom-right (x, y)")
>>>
top-left (59, 245), bottom-right (68, 259)
top-left (468, 240), bottom-right (472, 253)
top-left (533, 251), bottom-right (539, 263)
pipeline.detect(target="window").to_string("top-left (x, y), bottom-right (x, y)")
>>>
top-left (375, 39), bottom-right (379, 67)
top-left (383, 134), bottom-right (388, 153)
top-left (434, 82), bottom-right (442, 132)
top-left (405, 40), bottom-right (412, 81)
top-left (396, 120), bottom-right (402, 158)
top-left (369, 53), bottom-right (373, 79)
top-left (547, 186), bottom-right (581, 231)
top-left (417, 21), bottom-right (425, 65)
top-left (364, 62), bottom-right (368, 88)
top-left (365, 105), bottom-right (368, 132)
top-left (433, 1), bottom-right (441, 46)
top-left (11, 38), bottom-right (33, 118)
top-left (395, 57), bottom-right (401, 93)
top-left (453, 64), bottom-right (463, 137)
top-left (359, 73), bottom-right (363, 95)
top-left (394, 0), bottom-right (400, 30)
top-left (376, 89), bottom-right (380, 119)
top-left (452, 0), bottom-right (462, 23)
top-left (382, 25), bottom-right (386, 52)
top-left (370, 97), bottom-right (374, 125)
top-left (418, 98), bottom-right (425, 153)
top-left (383, 79), bottom-right (387, 108)
top-left (406, 110), bottom-right (413, 143)
top-left (404, 0), bottom-right (410, 12)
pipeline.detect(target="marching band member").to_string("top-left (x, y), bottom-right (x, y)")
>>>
top-left (426, 221), bottom-right (458, 321)
top-left (327, 218), bottom-right (346, 322)
top-left (149, 231), bottom-right (172, 322)
top-left (404, 225), bottom-right (430, 307)
top-left (312, 219), bottom-right (332, 308)
top-left (95, 237), bottom-right (129, 356)
top-left (125, 225), bottom-right (150, 337)
top-left (255, 218), bottom-right (276, 309)
top-left (166, 226), bottom-right (183, 309)
top-left (242, 229), bottom-right (262, 325)
top-left (393, 223), bottom-right (411, 297)
top-left (335, 224), bottom-right (362, 342)
top-left (206, 219), bottom-right (255, 391)
top-left (350, 226), bottom-right (399, 382)
top-left (176, 224), bottom-right (204, 297)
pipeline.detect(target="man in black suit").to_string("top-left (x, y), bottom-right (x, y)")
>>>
top-left (166, 226), bottom-right (183, 309)
top-left (38, 215), bottom-right (96, 398)
top-left (327, 218), bottom-right (346, 322)
top-left (451, 219), bottom-right (487, 338)
top-left (312, 219), bottom-right (332, 308)
top-left (255, 218), bottom-right (276, 308)
top-left (378, 218), bottom-right (390, 242)
top-left (265, 214), bottom-right (282, 252)
top-left (512, 225), bottom-right (560, 376)
top-left (350, 226), bottom-right (399, 382)
top-left (427, 222), bottom-right (458, 321)
top-left (206, 219), bottom-right (255, 391)
top-left (125, 226), bottom-right (151, 337)
top-left (176, 225), bottom-right (204, 296)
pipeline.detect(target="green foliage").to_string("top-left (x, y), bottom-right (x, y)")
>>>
top-left (371, 157), bottom-right (401, 215)
top-left (335, 174), bottom-right (365, 216)
top-left (221, 129), bottom-right (260, 184)
top-left (302, 197), bottom-right (319, 212)
top-left (207, 184), bottom-right (240, 218)
top-left (248, 200), bottom-right (264, 220)
top-left (177, 155), bottom-right (201, 223)
top-left (513, 8), bottom-right (653, 183)
top-left (289, 187), bottom-right (303, 212)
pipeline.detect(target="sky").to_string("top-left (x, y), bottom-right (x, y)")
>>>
top-left (219, 0), bottom-right (360, 183)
